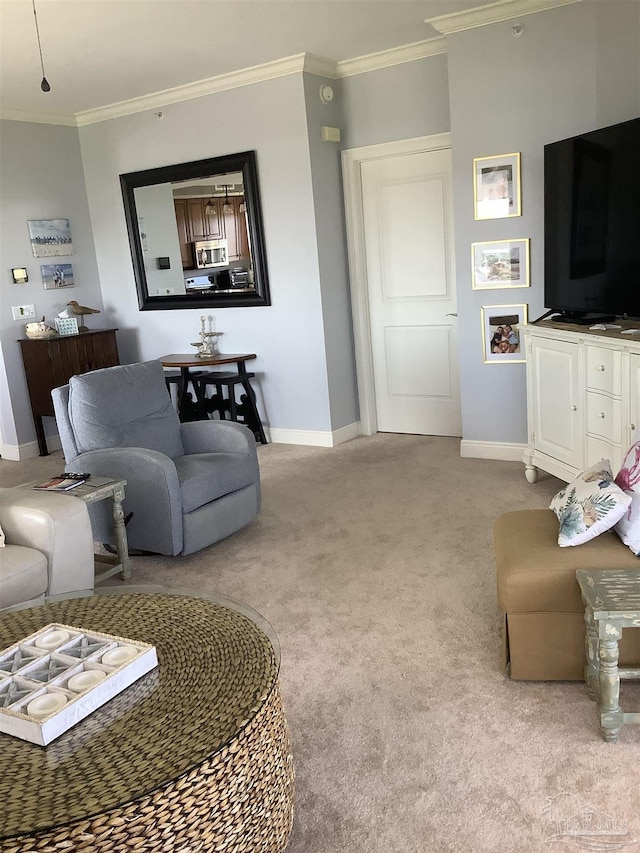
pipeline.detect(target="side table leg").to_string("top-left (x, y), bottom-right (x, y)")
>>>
top-left (598, 626), bottom-right (623, 743)
top-left (584, 606), bottom-right (599, 701)
top-left (112, 485), bottom-right (132, 581)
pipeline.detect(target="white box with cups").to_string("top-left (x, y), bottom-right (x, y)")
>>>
top-left (0, 623), bottom-right (158, 745)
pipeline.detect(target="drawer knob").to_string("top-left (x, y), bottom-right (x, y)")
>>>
top-left (571, 404), bottom-right (578, 412)
top-left (598, 364), bottom-right (606, 371)
top-left (600, 412), bottom-right (606, 419)
top-left (631, 423), bottom-right (636, 431)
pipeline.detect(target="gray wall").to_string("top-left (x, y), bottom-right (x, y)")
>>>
top-left (342, 53), bottom-right (451, 149)
top-left (78, 74), bottom-right (335, 435)
top-left (2, 4), bottom-right (638, 455)
top-left (0, 120), bottom-right (104, 452)
top-left (447, 0), bottom-right (640, 445)
top-left (303, 73), bottom-right (359, 431)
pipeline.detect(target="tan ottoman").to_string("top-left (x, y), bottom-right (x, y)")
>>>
top-left (494, 509), bottom-right (640, 680)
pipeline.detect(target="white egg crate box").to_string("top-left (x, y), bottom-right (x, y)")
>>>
top-left (0, 623), bottom-right (158, 746)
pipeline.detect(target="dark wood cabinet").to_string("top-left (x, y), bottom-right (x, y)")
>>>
top-left (173, 200), bottom-right (193, 269)
top-left (223, 197), bottom-right (250, 262)
top-left (19, 329), bottom-right (119, 456)
top-left (174, 196), bottom-right (248, 268)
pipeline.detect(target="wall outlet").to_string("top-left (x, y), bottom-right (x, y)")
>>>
top-left (12, 304), bottom-right (36, 320)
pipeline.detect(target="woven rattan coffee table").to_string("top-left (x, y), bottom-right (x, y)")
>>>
top-left (0, 586), bottom-right (294, 852)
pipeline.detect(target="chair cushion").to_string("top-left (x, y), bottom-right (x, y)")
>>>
top-left (68, 361), bottom-right (184, 458)
top-left (0, 545), bottom-right (48, 609)
top-left (175, 453), bottom-right (256, 513)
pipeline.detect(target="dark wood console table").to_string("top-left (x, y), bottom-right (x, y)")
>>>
top-left (159, 352), bottom-right (267, 443)
top-left (19, 329), bottom-right (119, 456)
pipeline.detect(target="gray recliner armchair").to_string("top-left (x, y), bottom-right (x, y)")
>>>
top-left (51, 360), bottom-right (260, 557)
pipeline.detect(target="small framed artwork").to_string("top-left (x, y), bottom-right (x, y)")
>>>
top-left (473, 153), bottom-right (521, 220)
top-left (55, 317), bottom-right (79, 336)
top-left (41, 263), bottom-right (74, 289)
top-left (28, 219), bottom-right (73, 257)
top-left (482, 304), bottom-right (528, 364)
top-left (471, 239), bottom-right (530, 289)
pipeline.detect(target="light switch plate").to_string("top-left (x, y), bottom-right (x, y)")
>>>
top-left (12, 304), bottom-right (36, 320)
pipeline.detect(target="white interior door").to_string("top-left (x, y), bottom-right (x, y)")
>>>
top-left (359, 147), bottom-right (461, 436)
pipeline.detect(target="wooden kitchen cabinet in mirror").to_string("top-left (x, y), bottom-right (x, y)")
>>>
top-left (120, 151), bottom-right (271, 309)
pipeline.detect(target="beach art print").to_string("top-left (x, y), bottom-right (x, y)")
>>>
top-left (28, 219), bottom-right (73, 257)
top-left (481, 304), bottom-right (528, 364)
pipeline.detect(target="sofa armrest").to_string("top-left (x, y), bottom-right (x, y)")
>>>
top-left (0, 490), bottom-right (94, 597)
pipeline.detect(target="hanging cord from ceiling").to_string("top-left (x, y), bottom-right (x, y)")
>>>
top-left (31, 0), bottom-right (50, 92)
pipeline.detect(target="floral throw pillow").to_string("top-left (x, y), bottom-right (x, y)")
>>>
top-left (614, 441), bottom-right (640, 555)
top-left (550, 460), bottom-right (631, 547)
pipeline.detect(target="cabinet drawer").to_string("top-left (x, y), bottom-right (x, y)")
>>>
top-left (586, 346), bottom-right (622, 395)
top-left (586, 392), bottom-right (622, 442)
top-left (586, 436), bottom-right (623, 473)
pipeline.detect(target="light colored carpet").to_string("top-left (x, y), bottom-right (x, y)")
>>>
top-left (3, 435), bottom-right (640, 852)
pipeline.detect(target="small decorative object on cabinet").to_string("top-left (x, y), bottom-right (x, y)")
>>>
top-left (522, 320), bottom-right (640, 484)
top-left (19, 328), bottom-right (119, 456)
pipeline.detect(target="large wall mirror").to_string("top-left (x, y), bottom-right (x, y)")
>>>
top-left (120, 151), bottom-right (271, 310)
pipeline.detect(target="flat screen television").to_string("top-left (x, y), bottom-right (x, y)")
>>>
top-left (543, 116), bottom-right (640, 324)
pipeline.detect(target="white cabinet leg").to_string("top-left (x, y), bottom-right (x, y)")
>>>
top-left (525, 464), bottom-right (539, 484)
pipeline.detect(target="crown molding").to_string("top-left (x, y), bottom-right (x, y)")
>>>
top-left (336, 37), bottom-right (446, 78)
top-left (4, 26), bottom-right (470, 128)
top-left (0, 107), bottom-right (77, 126)
top-left (426, 0), bottom-right (583, 34)
top-left (76, 53), bottom-right (314, 126)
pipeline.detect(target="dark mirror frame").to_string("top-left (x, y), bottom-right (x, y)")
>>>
top-left (120, 151), bottom-right (271, 310)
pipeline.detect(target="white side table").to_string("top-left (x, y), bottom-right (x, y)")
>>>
top-left (22, 476), bottom-right (131, 584)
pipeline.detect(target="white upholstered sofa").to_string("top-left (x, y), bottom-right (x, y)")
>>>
top-left (0, 488), bottom-right (94, 610)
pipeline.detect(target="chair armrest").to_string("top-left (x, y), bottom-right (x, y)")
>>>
top-left (0, 490), bottom-right (94, 596)
top-left (66, 448), bottom-right (183, 556)
top-left (180, 420), bottom-right (257, 455)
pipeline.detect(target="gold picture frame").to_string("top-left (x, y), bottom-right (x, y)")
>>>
top-left (481, 304), bottom-right (528, 364)
top-left (471, 239), bottom-right (530, 289)
top-left (473, 153), bottom-right (521, 220)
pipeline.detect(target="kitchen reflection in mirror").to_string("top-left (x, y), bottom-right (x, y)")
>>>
top-left (120, 151), bottom-right (271, 309)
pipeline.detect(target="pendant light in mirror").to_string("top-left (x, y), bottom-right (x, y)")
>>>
top-left (222, 186), bottom-right (233, 215)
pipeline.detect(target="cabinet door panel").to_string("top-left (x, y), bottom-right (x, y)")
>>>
top-left (531, 338), bottom-right (583, 467)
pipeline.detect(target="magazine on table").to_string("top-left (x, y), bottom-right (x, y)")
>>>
top-left (33, 473), bottom-right (90, 492)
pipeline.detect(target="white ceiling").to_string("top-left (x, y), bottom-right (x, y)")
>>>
top-left (0, 0), bottom-right (499, 120)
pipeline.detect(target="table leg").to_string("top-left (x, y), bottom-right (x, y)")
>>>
top-left (598, 624), bottom-right (623, 742)
top-left (112, 483), bottom-right (132, 581)
top-left (584, 606), bottom-right (599, 701)
top-left (35, 415), bottom-right (49, 456)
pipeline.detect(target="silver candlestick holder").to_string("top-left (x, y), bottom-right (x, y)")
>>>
top-left (191, 315), bottom-right (222, 358)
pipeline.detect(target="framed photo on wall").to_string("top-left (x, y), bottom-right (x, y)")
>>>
top-left (41, 263), bottom-right (74, 289)
top-left (481, 304), bottom-right (528, 364)
top-left (471, 239), bottom-right (530, 289)
top-left (473, 153), bottom-right (521, 220)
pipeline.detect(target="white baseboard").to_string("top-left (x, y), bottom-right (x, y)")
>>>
top-left (460, 440), bottom-right (527, 463)
top-left (267, 421), bottom-right (361, 448)
top-left (0, 434), bottom-right (62, 462)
